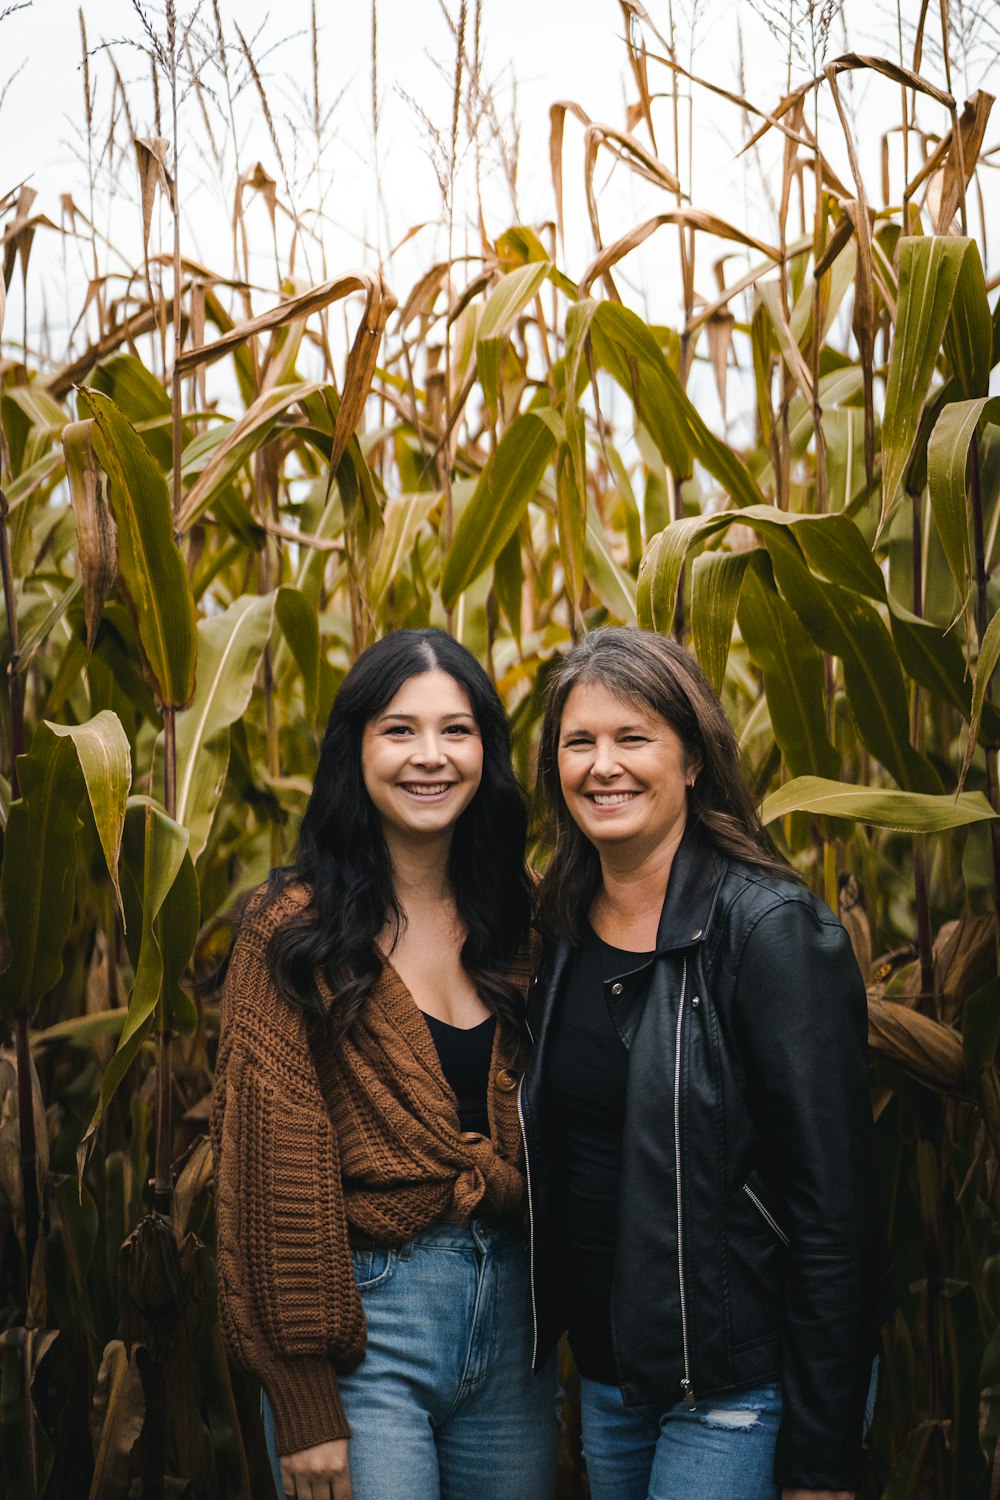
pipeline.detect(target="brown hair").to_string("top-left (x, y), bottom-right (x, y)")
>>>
top-left (534, 627), bottom-right (796, 939)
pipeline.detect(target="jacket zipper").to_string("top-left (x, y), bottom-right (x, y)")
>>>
top-left (517, 1076), bottom-right (540, 1366)
top-left (674, 958), bottom-right (695, 1409)
top-left (743, 1182), bottom-right (790, 1247)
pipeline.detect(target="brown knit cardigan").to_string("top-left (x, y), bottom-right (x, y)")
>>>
top-left (211, 885), bottom-right (538, 1457)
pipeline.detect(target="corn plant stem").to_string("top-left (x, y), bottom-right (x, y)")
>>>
top-left (15, 1010), bottom-right (40, 1317)
top-left (969, 438), bottom-right (1000, 917)
top-left (153, 705), bottom-right (178, 1216)
top-left (0, 495), bottom-right (24, 798)
top-left (909, 489), bottom-right (936, 1007)
top-left (0, 454), bottom-right (37, 1313)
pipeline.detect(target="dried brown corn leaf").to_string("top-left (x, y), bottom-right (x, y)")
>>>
top-left (867, 995), bottom-right (966, 1093)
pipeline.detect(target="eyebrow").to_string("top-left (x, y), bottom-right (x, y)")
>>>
top-left (378, 711), bottom-right (477, 723)
top-left (561, 723), bottom-right (649, 735)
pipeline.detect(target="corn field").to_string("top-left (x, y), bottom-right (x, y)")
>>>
top-left (1, 0), bottom-right (999, 1494)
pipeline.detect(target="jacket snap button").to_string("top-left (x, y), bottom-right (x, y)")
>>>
top-left (459, 1131), bottom-right (485, 1144)
top-left (495, 1068), bottom-right (519, 1092)
top-left (610, 982), bottom-right (624, 997)
top-left (691, 928), bottom-right (703, 940)
top-left (691, 995), bottom-right (701, 1008)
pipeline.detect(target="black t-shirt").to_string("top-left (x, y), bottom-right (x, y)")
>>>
top-left (424, 1011), bottom-right (496, 1138)
top-left (545, 926), bottom-right (653, 1382)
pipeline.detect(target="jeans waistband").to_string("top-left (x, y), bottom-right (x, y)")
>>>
top-left (348, 1215), bottom-right (522, 1253)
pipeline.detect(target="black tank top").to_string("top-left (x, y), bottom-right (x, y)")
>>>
top-left (424, 1012), bottom-right (496, 1138)
top-left (545, 925), bottom-right (654, 1381)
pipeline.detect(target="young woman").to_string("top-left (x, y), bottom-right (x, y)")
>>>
top-left (211, 629), bottom-right (557, 1500)
top-left (519, 627), bottom-right (889, 1500)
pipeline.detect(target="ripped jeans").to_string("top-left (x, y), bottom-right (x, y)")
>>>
top-left (579, 1366), bottom-right (878, 1500)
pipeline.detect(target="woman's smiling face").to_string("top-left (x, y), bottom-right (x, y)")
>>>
top-left (556, 680), bottom-right (699, 858)
top-left (361, 669), bottom-right (484, 839)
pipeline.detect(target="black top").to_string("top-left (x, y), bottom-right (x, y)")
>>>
top-left (545, 926), bottom-right (653, 1382)
top-left (424, 1011), bottom-right (496, 1138)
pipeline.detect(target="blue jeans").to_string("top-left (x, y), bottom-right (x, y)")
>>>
top-left (263, 1217), bottom-right (558, 1500)
top-left (579, 1363), bottom-right (879, 1500)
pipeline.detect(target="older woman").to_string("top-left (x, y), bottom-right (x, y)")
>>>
top-left (518, 627), bottom-right (889, 1500)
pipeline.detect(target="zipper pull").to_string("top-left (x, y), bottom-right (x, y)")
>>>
top-left (680, 1378), bottom-right (696, 1410)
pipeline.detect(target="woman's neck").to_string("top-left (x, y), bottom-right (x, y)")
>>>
top-left (383, 825), bottom-right (454, 914)
top-left (590, 820), bottom-right (686, 949)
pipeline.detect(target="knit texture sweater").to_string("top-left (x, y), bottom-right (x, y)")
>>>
top-left (211, 885), bottom-right (537, 1457)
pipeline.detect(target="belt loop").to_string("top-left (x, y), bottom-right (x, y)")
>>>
top-left (398, 1236), bottom-right (414, 1262)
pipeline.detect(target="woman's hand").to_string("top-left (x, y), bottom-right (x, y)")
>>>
top-left (280, 1438), bottom-right (352, 1500)
top-left (782, 1491), bottom-right (854, 1500)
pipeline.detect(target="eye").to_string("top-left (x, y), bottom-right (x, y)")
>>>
top-left (384, 724), bottom-right (412, 736)
top-left (562, 736), bottom-right (592, 748)
top-left (444, 724), bottom-right (474, 736)
top-left (621, 734), bottom-right (648, 744)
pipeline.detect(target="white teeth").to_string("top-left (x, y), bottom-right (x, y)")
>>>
top-left (403, 783), bottom-right (450, 796)
top-left (591, 792), bottom-right (638, 806)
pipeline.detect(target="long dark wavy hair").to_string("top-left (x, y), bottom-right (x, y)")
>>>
top-left (238, 629), bottom-right (532, 1054)
top-left (535, 627), bottom-right (796, 939)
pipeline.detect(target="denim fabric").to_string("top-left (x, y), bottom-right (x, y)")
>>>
top-left (579, 1361), bottom-right (879, 1500)
top-left (263, 1218), bottom-right (559, 1500)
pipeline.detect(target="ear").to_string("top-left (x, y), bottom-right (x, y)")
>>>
top-left (685, 752), bottom-right (703, 788)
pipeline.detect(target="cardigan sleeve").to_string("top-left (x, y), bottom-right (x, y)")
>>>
top-left (211, 909), bottom-right (365, 1455)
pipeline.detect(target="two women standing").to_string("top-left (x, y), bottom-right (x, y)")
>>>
top-left (212, 625), bottom-right (887, 1500)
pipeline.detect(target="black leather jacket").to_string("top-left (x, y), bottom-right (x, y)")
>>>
top-left (519, 824), bottom-right (890, 1491)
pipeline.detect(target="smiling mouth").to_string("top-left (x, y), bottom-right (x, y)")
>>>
top-left (400, 782), bottom-right (454, 798)
top-left (587, 791), bottom-right (640, 807)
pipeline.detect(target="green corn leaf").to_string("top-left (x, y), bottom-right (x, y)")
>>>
top-left (880, 236), bottom-right (968, 528)
top-left (175, 381), bottom-right (326, 530)
top-left (44, 715), bottom-right (131, 919)
top-left (959, 607), bottom-right (1000, 789)
top-left (79, 797), bottom-right (197, 1160)
top-left (274, 584), bottom-right (320, 724)
top-left (493, 529), bottom-right (524, 645)
top-left (738, 561), bottom-right (840, 778)
top-left (640, 505), bottom-right (885, 639)
top-left (926, 396), bottom-right (1000, 598)
top-left (584, 496), bottom-right (637, 623)
top-left (0, 713), bottom-right (131, 1018)
top-left (370, 491), bottom-right (439, 610)
top-left (441, 409), bottom-right (561, 608)
top-left (158, 593), bottom-right (278, 863)
top-left (477, 262), bottom-right (551, 420)
top-left (556, 413), bottom-right (588, 619)
top-left (764, 533), bottom-right (938, 792)
top-left (691, 549), bottom-right (751, 692)
top-left (639, 514), bottom-right (729, 632)
top-left (761, 777), bottom-right (996, 830)
top-left (888, 597), bottom-right (1000, 738)
top-left (79, 388), bottom-right (197, 710)
top-left (592, 301), bottom-right (764, 509)
top-left (942, 240), bottom-right (992, 400)
top-left (91, 352), bottom-right (175, 469)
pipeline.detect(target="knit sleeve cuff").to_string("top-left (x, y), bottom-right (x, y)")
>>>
top-left (264, 1358), bottom-right (352, 1455)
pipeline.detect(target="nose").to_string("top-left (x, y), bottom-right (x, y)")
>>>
top-left (590, 738), bottom-right (621, 779)
top-left (411, 730), bottom-right (447, 767)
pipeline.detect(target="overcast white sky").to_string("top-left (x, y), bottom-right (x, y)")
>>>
top-left (2, 0), bottom-right (996, 362)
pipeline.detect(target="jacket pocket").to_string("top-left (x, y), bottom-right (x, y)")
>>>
top-left (742, 1182), bottom-right (789, 1247)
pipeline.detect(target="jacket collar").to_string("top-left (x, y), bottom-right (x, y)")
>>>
top-left (653, 821), bottom-right (727, 952)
